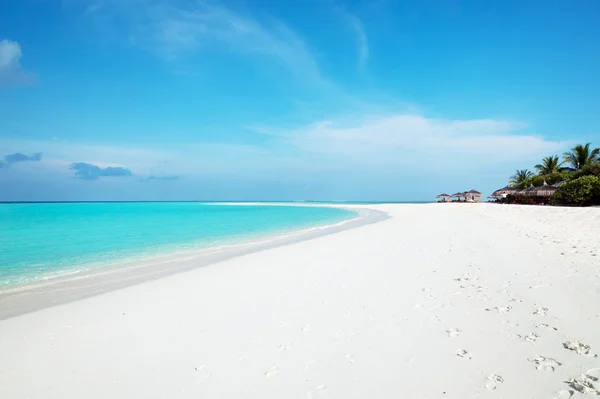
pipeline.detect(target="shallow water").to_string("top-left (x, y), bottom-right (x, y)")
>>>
top-left (0, 203), bottom-right (356, 286)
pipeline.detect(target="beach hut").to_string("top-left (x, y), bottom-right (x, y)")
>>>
top-left (451, 192), bottom-right (464, 202)
top-left (465, 189), bottom-right (483, 202)
top-left (518, 184), bottom-right (537, 196)
top-left (436, 193), bottom-right (451, 202)
top-left (530, 181), bottom-right (557, 198)
top-left (491, 185), bottom-right (518, 198)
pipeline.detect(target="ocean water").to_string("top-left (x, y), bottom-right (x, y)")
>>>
top-left (0, 203), bottom-right (356, 287)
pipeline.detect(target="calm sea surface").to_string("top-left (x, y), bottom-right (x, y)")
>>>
top-left (0, 203), bottom-right (356, 287)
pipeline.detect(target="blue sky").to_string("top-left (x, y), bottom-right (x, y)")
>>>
top-left (1, 0), bottom-right (599, 201)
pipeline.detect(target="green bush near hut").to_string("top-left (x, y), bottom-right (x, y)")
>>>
top-left (494, 142), bottom-right (600, 206)
top-left (551, 175), bottom-right (600, 206)
top-left (569, 164), bottom-right (600, 180)
top-left (530, 173), bottom-right (569, 187)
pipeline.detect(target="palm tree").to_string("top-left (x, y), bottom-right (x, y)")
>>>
top-left (535, 155), bottom-right (566, 175)
top-left (563, 143), bottom-right (600, 170)
top-left (509, 169), bottom-right (534, 188)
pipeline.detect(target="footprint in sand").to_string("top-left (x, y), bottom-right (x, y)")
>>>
top-left (454, 277), bottom-right (475, 282)
top-left (265, 365), bottom-right (280, 379)
top-left (535, 323), bottom-right (558, 331)
top-left (345, 354), bottom-right (355, 365)
top-left (303, 360), bottom-right (318, 372)
top-left (446, 328), bottom-right (461, 337)
top-left (307, 385), bottom-right (327, 399)
top-left (524, 332), bottom-right (540, 342)
top-left (456, 349), bottom-right (472, 359)
top-left (533, 307), bottom-right (549, 316)
top-left (197, 370), bottom-right (211, 380)
top-left (485, 374), bottom-right (504, 391)
top-left (486, 306), bottom-right (512, 313)
top-left (552, 390), bottom-right (574, 399)
top-left (563, 341), bottom-right (598, 357)
top-left (528, 356), bottom-right (561, 371)
top-left (302, 324), bottom-right (312, 332)
top-left (278, 343), bottom-right (291, 352)
top-left (565, 368), bottom-right (600, 395)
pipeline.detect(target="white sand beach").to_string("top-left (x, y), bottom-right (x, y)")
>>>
top-left (1, 203), bottom-right (599, 398)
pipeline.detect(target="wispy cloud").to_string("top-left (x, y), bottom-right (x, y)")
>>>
top-left (0, 39), bottom-right (35, 88)
top-left (254, 113), bottom-right (571, 171)
top-left (0, 152), bottom-right (42, 168)
top-left (70, 162), bottom-right (133, 180)
top-left (82, 0), bottom-right (324, 83)
top-left (0, 113), bottom-right (572, 188)
top-left (0, 137), bottom-right (171, 172)
top-left (340, 10), bottom-right (369, 69)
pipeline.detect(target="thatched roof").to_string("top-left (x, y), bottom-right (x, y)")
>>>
top-left (528, 181), bottom-right (557, 197)
top-left (436, 193), bottom-right (450, 198)
top-left (518, 184), bottom-right (538, 196)
top-left (450, 192), bottom-right (464, 197)
top-left (466, 189), bottom-right (482, 195)
top-left (552, 180), bottom-right (567, 188)
top-left (491, 185), bottom-right (518, 197)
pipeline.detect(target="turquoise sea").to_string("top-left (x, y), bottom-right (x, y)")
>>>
top-left (0, 203), bottom-right (356, 287)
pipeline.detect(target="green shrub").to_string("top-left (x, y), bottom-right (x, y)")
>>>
top-left (570, 164), bottom-right (600, 180)
top-left (531, 173), bottom-right (567, 187)
top-left (551, 175), bottom-right (600, 206)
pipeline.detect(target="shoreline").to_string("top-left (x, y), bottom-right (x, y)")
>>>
top-left (0, 204), bottom-right (388, 320)
top-left (2, 203), bottom-right (599, 398)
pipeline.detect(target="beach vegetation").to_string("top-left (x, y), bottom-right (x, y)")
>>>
top-left (530, 173), bottom-right (569, 187)
top-left (562, 143), bottom-right (600, 171)
top-left (569, 163), bottom-right (600, 180)
top-left (535, 155), bottom-right (567, 175)
top-left (551, 175), bottom-right (600, 206)
top-left (495, 142), bottom-right (600, 206)
top-left (509, 169), bottom-right (534, 188)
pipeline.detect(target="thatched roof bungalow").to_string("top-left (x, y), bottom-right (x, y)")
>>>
top-left (436, 193), bottom-right (451, 202)
top-left (529, 181), bottom-right (557, 197)
top-left (491, 185), bottom-right (518, 198)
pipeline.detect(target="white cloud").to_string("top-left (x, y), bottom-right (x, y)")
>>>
top-left (0, 39), bottom-right (21, 68)
top-left (0, 138), bottom-right (169, 174)
top-left (0, 39), bottom-right (33, 87)
top-left (0, 112), bottom-right (573, 187)
top-left (0, 137), bottom-right (322, 180)
top-left (254, 113), bottom-right (571, 172)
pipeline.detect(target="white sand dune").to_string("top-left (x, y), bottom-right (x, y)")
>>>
top-left (1, 204), bottom-right (599, 398)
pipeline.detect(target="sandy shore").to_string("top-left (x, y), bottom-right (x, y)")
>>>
top-left (1, 204), bottom-right (599, 398)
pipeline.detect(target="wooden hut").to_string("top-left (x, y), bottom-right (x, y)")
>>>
top-left (436, 193), bottom-right (451, 203)
top-left (465, 189), bottom-right (483, 202)
top-left (530, 181), bottom-right (557, 197)
top-left (450, 192), bottom-right (464, 202)
top-left (491, 185), bottom-right (518, 198)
